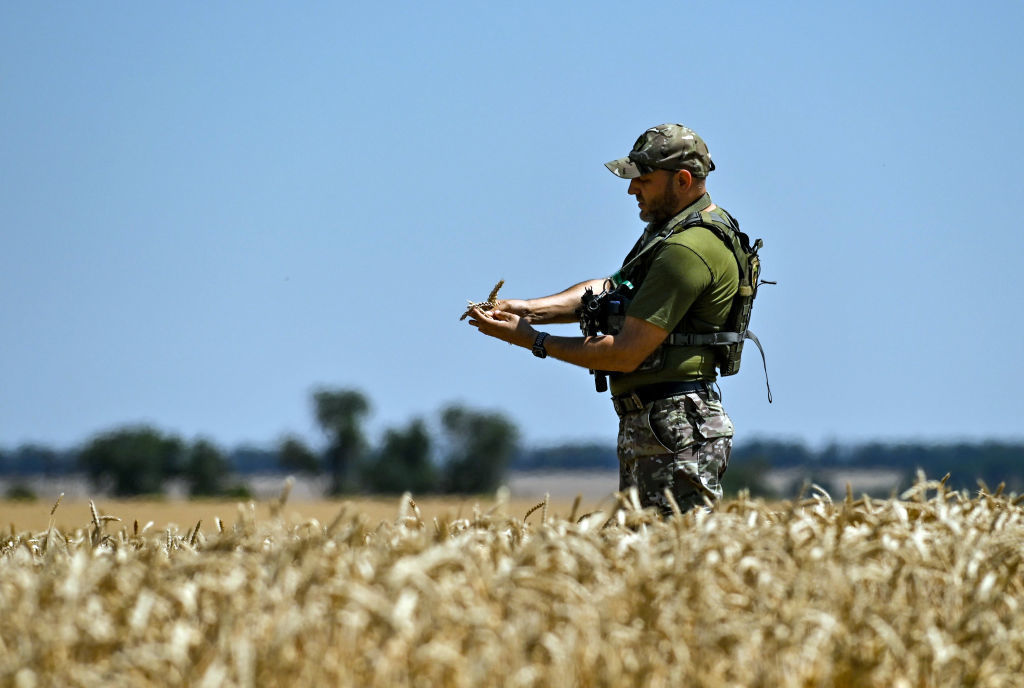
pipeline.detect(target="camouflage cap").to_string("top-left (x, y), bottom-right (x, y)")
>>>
top-left (604, 123), bottom-right (715, 179)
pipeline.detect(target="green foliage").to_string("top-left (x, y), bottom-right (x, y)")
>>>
top-left (78, 426), bottom-right (185, 496)
top-left (220, 483), bottom-right (253, 500)
top-left (278, 435), bottom-right (320, 474)
top-left (722, 457), bottom-right (778, 499)
top-left (313, 388), bottom-right (370, 494)
top-left (361, 418), bottom-right (437, 494)
top-left (5, 483), bottom-right (37, 501)
top-left (184, 438), bottom-right (231, 497)
top-left (440, 404), bottom-right (518, 495)
top-left (728, 440), bottom-right (1024, 495)
top-left (53, 392), bottom-right (525, 498)
top-left (12, 444), bottom-right (60, 475)
top-left (729, 440), bottom-right (814, 468)
top-left (515, 443), bottom-right (618, 471)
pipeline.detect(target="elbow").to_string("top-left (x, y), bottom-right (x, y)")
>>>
top-left (612, 349), bottom-right (655, 373)
top-left (618, 337), bottom-right (668, 372)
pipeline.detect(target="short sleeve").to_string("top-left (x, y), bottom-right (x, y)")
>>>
top-left (625, 243), bottom-right (713, 331)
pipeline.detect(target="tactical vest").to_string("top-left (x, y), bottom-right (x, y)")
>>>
top-left (610, 207), bottom-right (771, 397)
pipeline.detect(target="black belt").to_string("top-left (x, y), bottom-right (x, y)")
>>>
top-left (611, 380), bottom-right (715, 415)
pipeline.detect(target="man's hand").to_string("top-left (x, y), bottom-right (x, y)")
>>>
top-left (493, 299), bottom-right (531, 318)
top-left (467, 279), bottom-right (606, 325)
top-left (467, 307), bottom-right (537, 348)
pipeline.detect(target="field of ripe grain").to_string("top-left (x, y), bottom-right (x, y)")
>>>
top-left (0, 493), bottom-right (597, 535)
top-left (3, 477), bottom-right (1024, 687)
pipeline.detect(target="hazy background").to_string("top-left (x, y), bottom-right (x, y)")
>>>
top-left (3, 1), bottom-right (1022, 452)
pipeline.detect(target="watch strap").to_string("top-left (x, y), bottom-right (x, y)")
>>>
top-left (532, 332), bottom-right (549, 358)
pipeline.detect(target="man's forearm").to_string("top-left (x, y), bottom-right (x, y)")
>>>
top-left (469, 304), bottom-right (667, 372)
top-left (542, 333), bottom-right (639, 372)
top-left (523, 278), bottom-right (607, 324)
top-left (534, 316), bottom-right (669, 373)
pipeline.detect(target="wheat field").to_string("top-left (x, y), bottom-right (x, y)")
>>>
top-left (2, 476), bottom-right (1024, 687)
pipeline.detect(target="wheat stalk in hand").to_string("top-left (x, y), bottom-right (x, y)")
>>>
top-left (460, 279), bottom-right (504, 320)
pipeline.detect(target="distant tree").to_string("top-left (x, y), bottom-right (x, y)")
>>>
top-left (229, 446), bottom-right (281, 473)
top-left (9, 443), bottom-right (60, 476)
top-left (440, 404), bottom-right (518, 494)
top-left (5, 483), bottom-right (36, 501)
top-left (184, 438), bottom-right (231, 497)
top-left (361, 418), bottom-right (437, 494)
top-left (278, 434), bottom-right (321, 474)
top-left (313, 388), bottom-right (370, 494)
top-left (722, 457), bottom-right (778, 499)
top-left (222, 484), bottom-right (253, 499)
top-left (514, 443), bottom-right (618, 471)
top-left (730, 440), bottom-right (814, 468)
top-left (78, 426), bottom-right (185, 496)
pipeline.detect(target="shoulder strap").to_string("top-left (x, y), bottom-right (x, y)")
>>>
top-left (609, 211), bottom-right (707, 287)
top-left (687, 209), bottom-right (751, 284)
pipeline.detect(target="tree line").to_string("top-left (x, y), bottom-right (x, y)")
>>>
top-left (505, 438), bottom-right (1024, 492)
top-left (0, 388), bottom-right (519, 498)
top-left (728, 439), bottom-right (1024, 495)
top-left (5, 396), bottom-right (1024, 499)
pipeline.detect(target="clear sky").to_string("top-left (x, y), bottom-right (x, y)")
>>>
top-left (2, 2), bottom-right (1023, 453)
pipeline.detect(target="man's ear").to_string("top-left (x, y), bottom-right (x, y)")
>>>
top-left (674, 169), bottom-right (694, 190)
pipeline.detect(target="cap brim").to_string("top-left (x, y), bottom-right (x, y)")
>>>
top-left (604, 157), bottom-right (642, 179)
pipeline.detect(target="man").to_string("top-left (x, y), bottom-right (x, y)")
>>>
top-left (467, 123), bottom-right (744, 515)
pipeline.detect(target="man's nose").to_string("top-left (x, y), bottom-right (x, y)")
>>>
top-left (627, 179), bottom-right (640, 196)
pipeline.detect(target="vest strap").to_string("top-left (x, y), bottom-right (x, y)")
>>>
top-left (609, 210), bottom-right (711, 287)
top-left (668, 329), bottom-right (773, 403)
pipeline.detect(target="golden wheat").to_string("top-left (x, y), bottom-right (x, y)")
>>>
top-left (2, 476), bottom-right (1024, 686)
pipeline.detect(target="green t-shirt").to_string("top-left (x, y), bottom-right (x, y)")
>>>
top-left (609, 197), bottom-right (739, 394)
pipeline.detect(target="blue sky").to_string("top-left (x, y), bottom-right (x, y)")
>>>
top-left (2, 2), bottom-right (1022, 452)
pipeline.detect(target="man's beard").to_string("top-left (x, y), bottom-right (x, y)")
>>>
top-left (638, 187), bottom-right (681, 225)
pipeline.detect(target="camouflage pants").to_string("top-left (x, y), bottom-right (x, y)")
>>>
top-left (616, 391), bottom-right (734, 516)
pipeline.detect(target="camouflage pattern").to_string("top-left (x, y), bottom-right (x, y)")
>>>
top-left (605, 123), bottom-right (716, 180)
top-left (616, 391), bottom-right (733, 516)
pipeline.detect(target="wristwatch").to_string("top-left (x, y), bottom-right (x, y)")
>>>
top-left (532, 332), bottom-right (549, 358)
